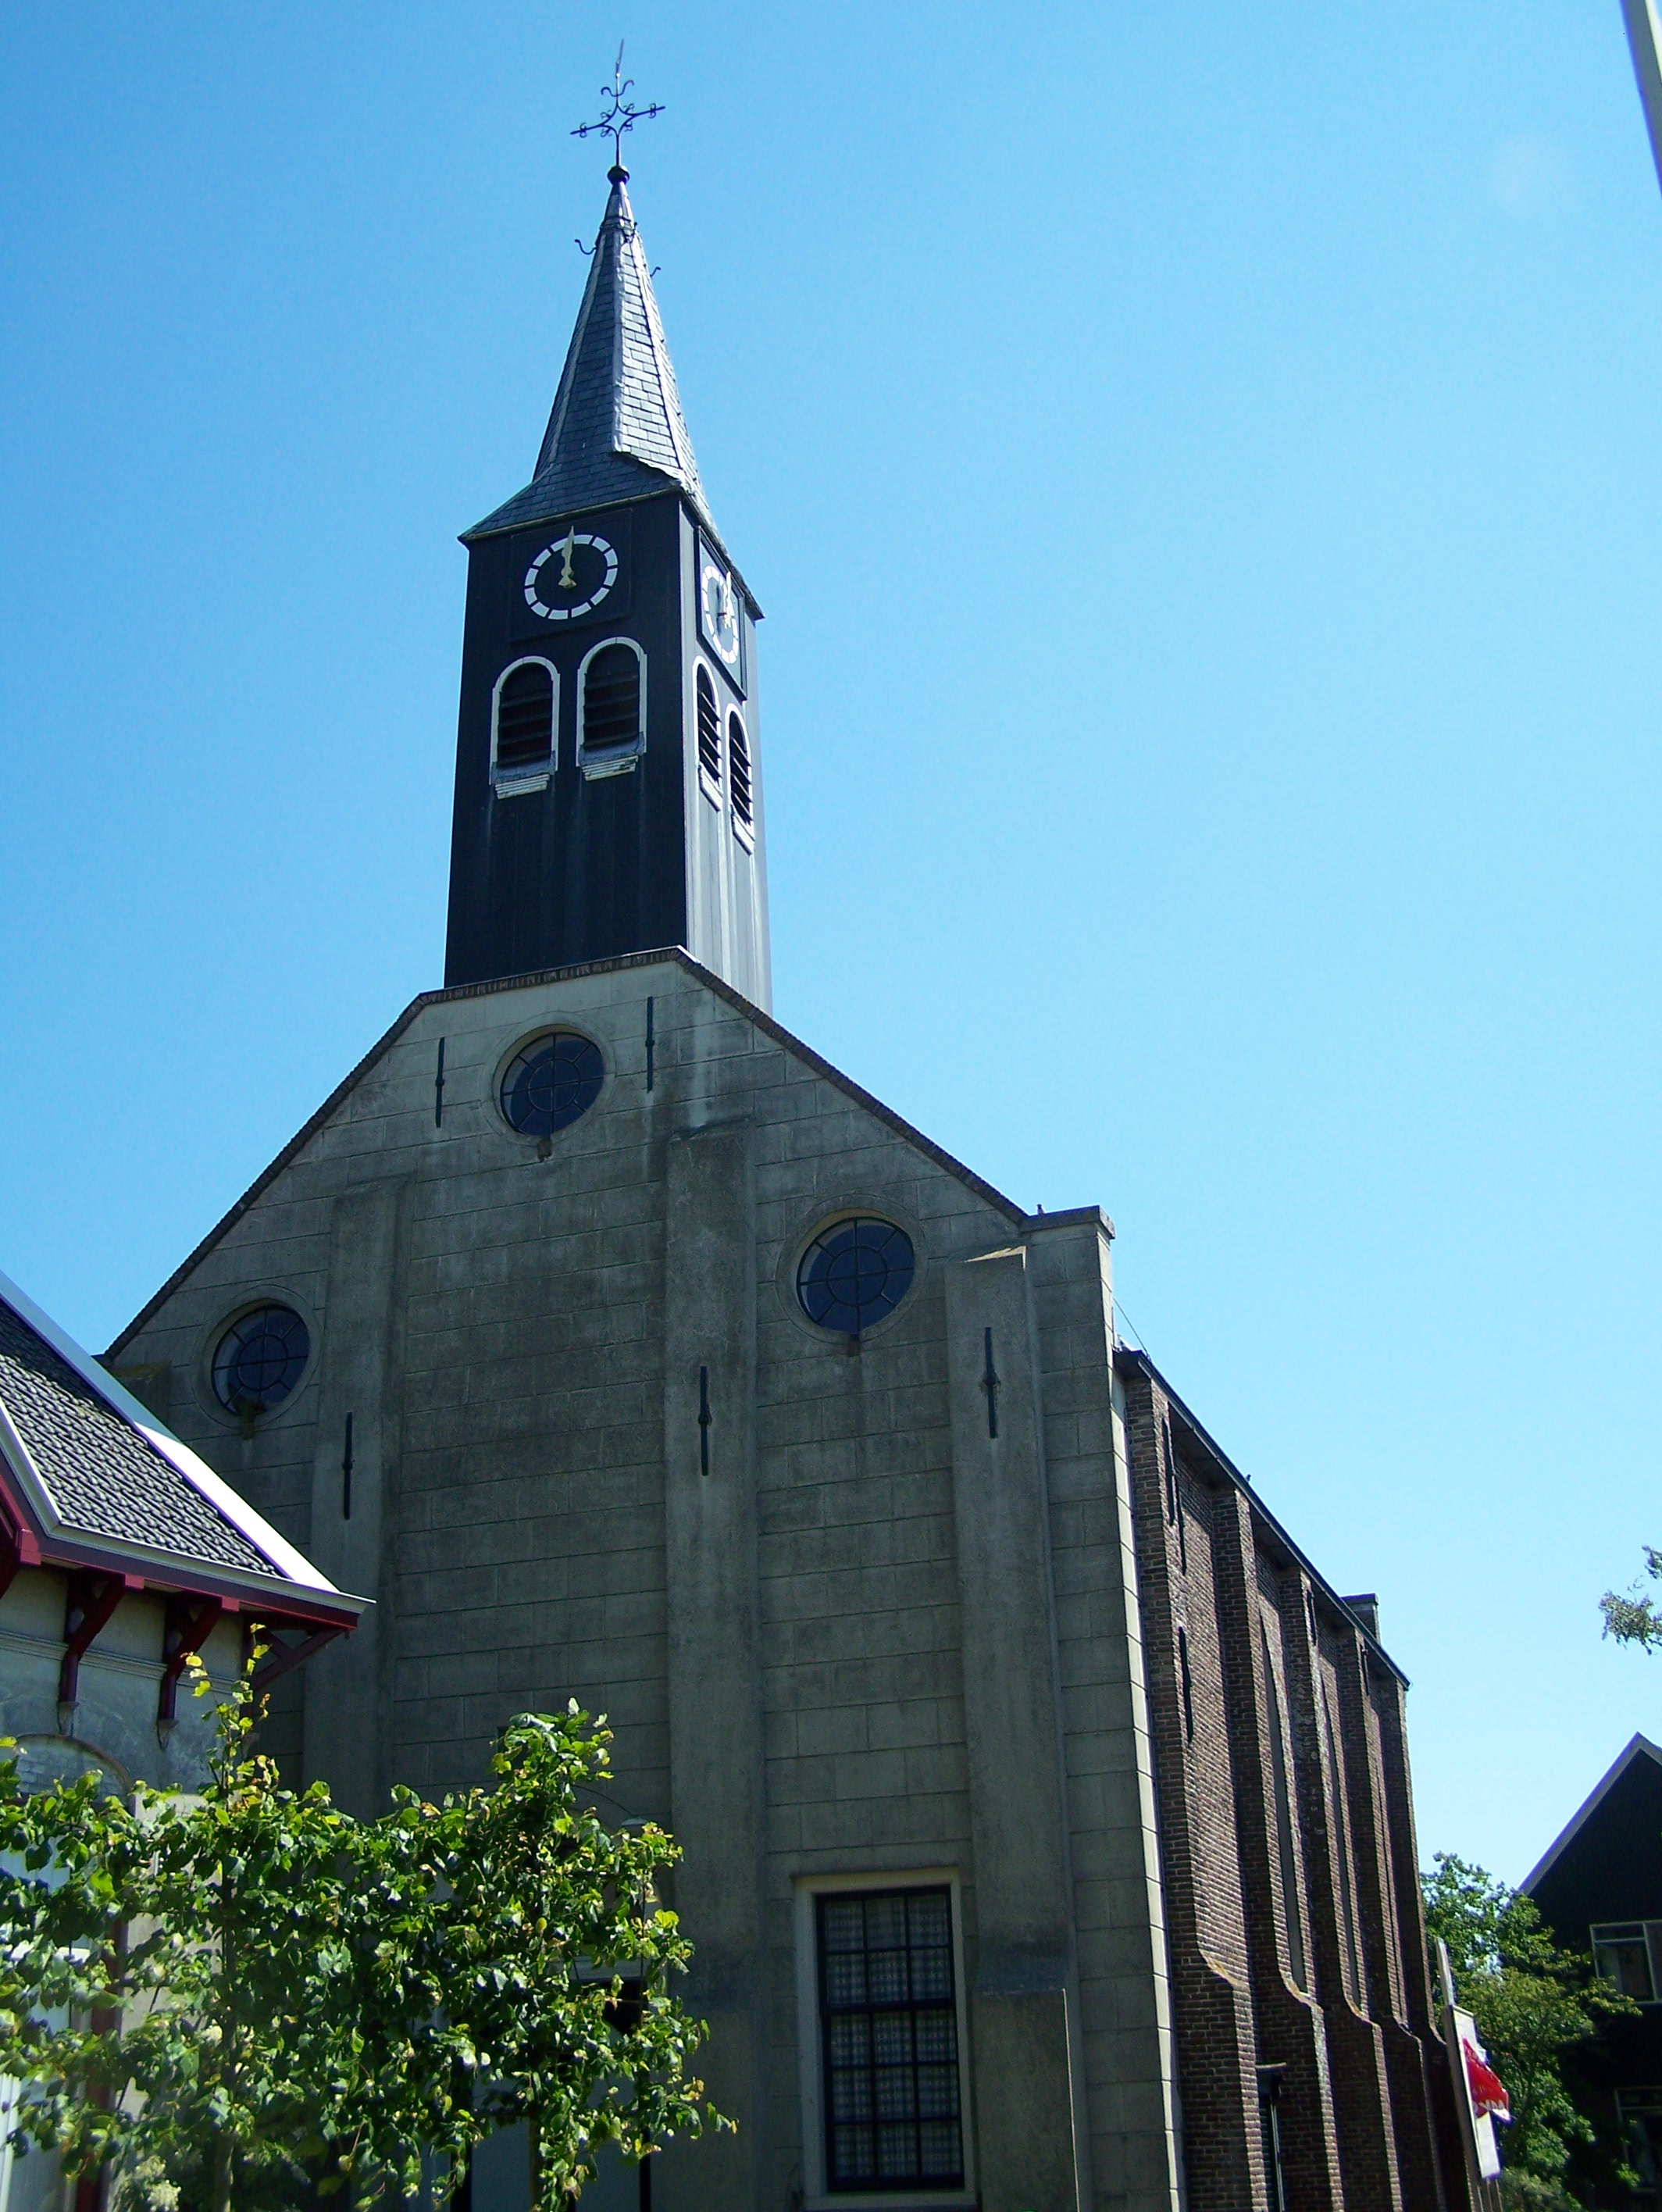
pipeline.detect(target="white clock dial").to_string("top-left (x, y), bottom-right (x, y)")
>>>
top-left (700, 557), bottom-right (741, 666)
top-left (524, 530), bottom-right (619, 622)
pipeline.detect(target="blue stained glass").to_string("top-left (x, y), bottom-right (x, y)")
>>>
top-left (212, 1305), bottom-right (310, 1414)
top-left (501, 1032), bottom-right (604, 1136)
top-left (797, 1218), bottom-right (915, 1336)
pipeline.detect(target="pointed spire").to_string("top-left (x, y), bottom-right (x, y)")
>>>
top-left (467, 170), bottom-right (706, 540)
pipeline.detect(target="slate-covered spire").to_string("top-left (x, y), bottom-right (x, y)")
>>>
top-left (468, 169), bottom-right (704, 539)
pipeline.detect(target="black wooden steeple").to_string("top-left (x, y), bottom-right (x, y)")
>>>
top-left (443, 164), bottom-right (770, 1007)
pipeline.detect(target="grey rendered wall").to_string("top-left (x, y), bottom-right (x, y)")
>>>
top-left (1026, 1220), bottom-right (1182, 2212)
top-left (112, 957), bottom-right (1179, 2212)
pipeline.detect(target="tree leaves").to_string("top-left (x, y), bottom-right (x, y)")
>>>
top-left (1423, 1852), bottom-right (1636, 2191)
top-left (0, 1676), bottom-right (726, 2212)
top-left (1600, 1545), bottom-right (1662, 1649)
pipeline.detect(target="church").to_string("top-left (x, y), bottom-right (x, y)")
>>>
top-left (105, 154), bottom-right (1473, 2212)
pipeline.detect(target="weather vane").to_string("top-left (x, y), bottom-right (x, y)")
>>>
top-left (572, 42), bottom-right (663, 174)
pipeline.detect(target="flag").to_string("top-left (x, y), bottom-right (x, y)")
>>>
top-left (1463, 2039), bottom-right (1511, 2124)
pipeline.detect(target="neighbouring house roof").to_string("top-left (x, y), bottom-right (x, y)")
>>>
top-left (1521, 1732), bottom-right (1662, 1896)
top-left (0, 1270), bottom-right (362, 1629)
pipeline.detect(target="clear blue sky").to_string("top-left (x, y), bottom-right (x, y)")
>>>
top-left (3, 2), bottom-right (1659, 1886)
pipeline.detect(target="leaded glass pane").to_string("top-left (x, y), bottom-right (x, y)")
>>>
top-left (919, 2121), bottom-right (963, 2177)
top-left (824, 1951), bottom-right (866, 2007)
top-left (797, 1218), bottom-right (915, 1336)
top-left (212, 1305), bottom-right (310, 1414)
top-left (908, 1892), bottom-right (949, 1946)
top-left (833, 2125), bottom-right (874, 2181)
top-left (500, 1032), bottom-right (604, 1137)
top-left (822, 1900), bottom-right (865, 1950)
top-left (917, 2063), bottom-right (958, 2119)
top-left (817, 1887), bottom-right (962, 2192)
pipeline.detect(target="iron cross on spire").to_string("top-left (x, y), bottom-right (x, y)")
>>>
top-left (572, 42), bottom-right (664, 177)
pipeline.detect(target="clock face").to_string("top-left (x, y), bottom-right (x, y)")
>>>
top-left (523, 530), bottom-right (619, 623)
top-left (699, 552), bottom-right (742, 671)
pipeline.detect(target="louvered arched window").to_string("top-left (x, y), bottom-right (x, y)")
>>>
top-left (578, 638), bottom-right (645, 776)
top-left (492, 658), bottom-right (555, 787)
top-left (696, 664), bottom-right (722, 791)
top-left (727, 709), bottom-right (753, 831)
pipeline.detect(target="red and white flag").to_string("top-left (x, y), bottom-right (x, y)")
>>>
top-left (1463, 2039), bottom-right (1512, 2124)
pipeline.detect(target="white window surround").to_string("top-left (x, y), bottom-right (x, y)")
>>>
top-left (792, 1868), bottom-right (975, 2212)
top-left (694, 655), bottom-right (722, 811)
top-left (726, 705), bottom-right (755, 849)
top-left (576, 635), bottom-right (647, 780)
top-left (1592, 1921), bottom-right (1662, 2003)
top-left (490, 656), bottom-right (558, 795)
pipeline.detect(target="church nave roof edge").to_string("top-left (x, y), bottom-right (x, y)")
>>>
top-left (105, 947), bottom-right (1059, 1362)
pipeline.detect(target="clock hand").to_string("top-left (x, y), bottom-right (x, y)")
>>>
top-left (558, 529), bottom-right (576, 590)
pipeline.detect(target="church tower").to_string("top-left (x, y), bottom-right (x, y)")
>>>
top-left (443, 165), bottom-right (770, 1010)
top-left (106, 133), bottom-right (1471, 2212)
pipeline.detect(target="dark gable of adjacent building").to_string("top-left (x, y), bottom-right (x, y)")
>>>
top-left (1525, 1736), bottom-right (1662, 2199)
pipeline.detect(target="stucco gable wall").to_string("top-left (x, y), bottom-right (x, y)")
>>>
top-left (105, 957), bottom-right (1184, 2207)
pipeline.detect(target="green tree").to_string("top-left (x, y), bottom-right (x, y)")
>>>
top-left (1422, 1852), bottom-right (1635, 2199)
top-left (1600, 1546), bottom-right (1662, 1649)
top-left (0, 1662), bottom-right (725, 2211)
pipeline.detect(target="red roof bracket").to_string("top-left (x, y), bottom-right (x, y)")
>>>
top-left (249, 1623), bottom-right (344, 1696)
top-left (59, 1572), bottom-right (126, 1714)
top-left (157, 1593), bottom-right (224, 1731)
top-left (0, 1525), bottom-right (23, 1607)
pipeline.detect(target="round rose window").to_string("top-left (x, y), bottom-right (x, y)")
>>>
top-left (212, 1305), bottom-right (310, 1414)
top-left (500, 1032), bottom-right (604, 1136)
top-left (797, 1218), bottom-right (915, 1336)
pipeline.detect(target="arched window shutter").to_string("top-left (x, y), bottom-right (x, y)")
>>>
top-left (696, 665), bottom-right (722, 786)
top-left (583, 644), bottom-right (642, 754)
top-left (494, 662), bottom-right (554, 775)
top-left (728, 711), bottom-right (752, 826)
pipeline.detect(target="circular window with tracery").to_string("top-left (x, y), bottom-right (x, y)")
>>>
top-left (797, 1218), bottom-right (915, 1336)
top-left (500, 1031), bottom-right (605, 1137)
top-left (212, 1305), bottom-right (310, 1415)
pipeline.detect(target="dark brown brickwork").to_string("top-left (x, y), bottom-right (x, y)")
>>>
top-left (1116, 1350), bottom-right (1470, 2212)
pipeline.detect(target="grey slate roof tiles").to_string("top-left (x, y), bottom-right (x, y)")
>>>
top-left (467, 174), bottom-right (710, 541)
top-left (0, 1297), bottom-right (280, 1579)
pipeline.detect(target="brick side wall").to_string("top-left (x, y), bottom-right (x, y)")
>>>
top-left (1117, 1354), bottom-right (1468, 2212)
top-left (1120, 1373), bottom-right (1264, 2212)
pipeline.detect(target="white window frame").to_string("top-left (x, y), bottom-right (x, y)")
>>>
top-left (726, 705), bottom-right (754, 848)
top-left (490, 656), bottom-right (558, 795)
top-left (792, 1868), bottom-right (975, 2212)
top-left (1592, 1921), bottom-right (1660, 2003)
top-left (693, 656), bottom-right (723, 810)
top-left (576, 635), bottom-right (647, 780)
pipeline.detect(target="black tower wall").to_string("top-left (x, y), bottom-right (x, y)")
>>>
top-left (443, 486), bottom-right (769, 1002)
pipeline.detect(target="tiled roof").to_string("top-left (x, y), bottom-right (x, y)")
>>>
top-left (0, 1276), bottom-right (358, 1622)
top-left (466, 173), bottom-right (708, 541)
top-left (0, 1297), bottom-right (280, 1578)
